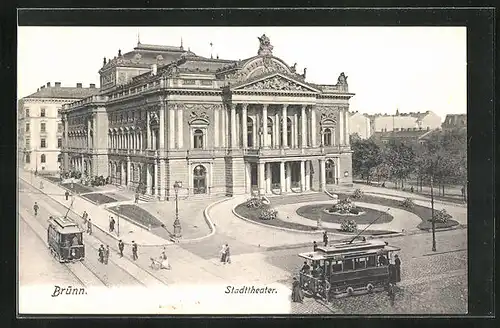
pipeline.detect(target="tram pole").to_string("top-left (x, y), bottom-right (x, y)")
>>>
top-left (116, 205), bottom-right (120, 237)
top-left (431, 175), bottom-right (436, 252)
top-left (348, 208), bottom-right (391, 244)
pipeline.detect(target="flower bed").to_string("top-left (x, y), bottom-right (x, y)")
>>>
top-left (297, 204), bottom-right (393, 225)
top-left (326, 198), bottom-right (366, 216)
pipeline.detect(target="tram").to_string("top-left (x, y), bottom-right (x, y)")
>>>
top-left (47, 216), bottom-right (85, 263)
top-left (298, 239), bottom-right (400, 300)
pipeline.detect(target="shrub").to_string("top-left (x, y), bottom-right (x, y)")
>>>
top-left (259, 208), bottom-right (278, 220)
top-left (350, 208), bottom-right (361, 215)
top-left (400, 197), bottom-right (415, 209)
top-left (430, 209), bottom-right (452, 223)
top-left (331, 198), bottom-right (355, 214)
top-left (340, 219), bottom-right (358, 232)
top-left (352, 188), bottom-right (364, 199)
top-left (246, 197), bottom-right (264, 208)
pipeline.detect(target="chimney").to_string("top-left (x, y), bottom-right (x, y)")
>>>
top-left (55, 82), bottom-right (61, 87)
top-left (89, 83), bottom-right (96, 88)
top-left (76, 83), bottom-right (82, 88)
top-left (151, 64), bottom-right (157, 75)
top-left (41, 85), bottom-right (45, 89)
top-left (46, 82), bottom-right (51, 87)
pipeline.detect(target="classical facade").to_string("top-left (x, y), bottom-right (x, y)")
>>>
top-left (18, 82), bottom-right (99, 172)
top-left (61, 35), bottom-right (354, 199)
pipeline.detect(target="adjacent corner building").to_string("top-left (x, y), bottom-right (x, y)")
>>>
top-left (60, 35), bottom-right (355, 200)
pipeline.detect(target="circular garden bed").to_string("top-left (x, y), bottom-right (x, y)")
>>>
top-left (296, 204), bottom-right (394, 225)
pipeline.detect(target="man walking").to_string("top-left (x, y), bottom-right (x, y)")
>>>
top-left (33, 202), bottom-right (39, 216)
top-left (87, 218), bottom-right (93, 235)
top-left (394, 254), bottom-right (401, 283)
top-left (65, 190), bottom-right (70, 200)
top-left (82, 211), bottom-right (88, 225)
top-left (109, 216), bottom-right (115, 233)
top-left (98, 245), bottom-right (105, 263)
top-left (104, 245), bottom-right (110, 265)
top-left (132, 241), bottom-right (138, 261)
top-left (313, 241), bottom-right (318, 251)
top-left (323, 231), bottom-right (329, 247)
top-left (118, 240), bottom-right (124, 257)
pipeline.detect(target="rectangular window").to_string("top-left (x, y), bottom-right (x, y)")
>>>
top-left (25, 123), bottom-right (30, 132)
top-left (25, 138), bottom-right (30, 148)
top-left (25, 108), bottom-right (30, 117)
top-left (25, 153), bottom-right (30, 163)
top-left (40, 138), bottom-right (46, 148)
top-left (58, 138), bottom-right (62, 148)
top-left (58, 123), bottom-right (63, 133)
top-left (40, 108), bottom-right (46, 117)
top-left (40, 122), bottom-right (46, 133)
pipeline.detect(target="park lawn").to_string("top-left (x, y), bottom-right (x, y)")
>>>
top-left (108, 204), bottom-right (164, 229)
top-left (417, 219), bottom-right (460, 230)
top-left (61, 182), bottom-right (94, 194)
top-left (43, 176), bottom-right (61, 184)
top-left (234, 204), bottom-right (396, 235)
top-left (82, 193), bottom-right (118, 204)
top-left (296, 204), bottom-right (394, 224)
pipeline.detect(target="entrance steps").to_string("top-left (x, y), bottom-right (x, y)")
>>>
top-left (138, 193), bottom-right (157, 203)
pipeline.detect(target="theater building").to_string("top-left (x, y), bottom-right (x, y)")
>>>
top-left (61, 35), bottom-right (354, 200)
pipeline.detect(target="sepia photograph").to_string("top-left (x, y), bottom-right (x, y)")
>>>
top-left (17, 23), bottom-right (469, 315)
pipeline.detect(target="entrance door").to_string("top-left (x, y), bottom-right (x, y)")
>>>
top-left (193, 165), bottom-right (207, 194)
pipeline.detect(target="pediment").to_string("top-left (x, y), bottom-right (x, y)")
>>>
top-left (232, 73), bottom-right (320, 93)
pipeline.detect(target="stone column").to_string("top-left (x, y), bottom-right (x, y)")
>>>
top-left (221, 106), bottom-right (226, 147)
top-left (293, 112), bottom-right (298, 148)
top-left (280, 161), bottom-right (286, 193)
top-left (286, 162), bottom-right (292, 192)
top-left (159, 104), bottom-right (165, 149)
top-left (159, 159), bottom-right (166, 200)
top-left (300, 160), bottom-right (305, 191)
top-left (311, 106), bottom-right (317, 147)
top-left (214, 105), bottom-right (219, 147)
top-left (146, 164), bottom-right (152, 194)
top-left (209, 163), bottom-right (213, 195)
top-left (252, 112), bottom-right (257, 148)
top-left (262, 104), bottom-right (268, 148)
top-left (154, 159), bottom-right (159, 197)
top-left (87, 119), bottom-right (91, 150)
top-left (258, 162), bottom-right (265, 195)
top-left (121, 161), bottom-right (125, 186)
top-left (345, 109), bottom-right (350, 145)
top-left (177, 105), bottom-right (183, 148)
top-left (265, 163), bottom-right (272, 193)
top-left (336, 157), bottom-right (341, 184)
top-left (169, 105), bottom-right (175, 149)
top-left (282, 104), bottom-right (288, 148)
top-left (245, 162), bottom-right (251, 193)
top-left (274, 112), bottom-right (279, 148)
top-left (242, 104), bottom-right (248, 148)
top-left (301, 105), bottom-right (307, 147)
top-left (320, 159), bottom-right (326, 191)
top-left (230, 104), bottom-right (237, 148)
top-left (339, 107), bottom-right (344, 145)
top-left (127, 157), bottom-right (131, 186)
top-left (146, 111), bottom-right (151, 149)
top-left (305, 160), bottom-right (311, 191)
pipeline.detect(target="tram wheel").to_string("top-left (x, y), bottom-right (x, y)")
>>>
top-left (346, 287), bottom-right (354, 296)
top-left (366, 283), bottom-right (374, 293)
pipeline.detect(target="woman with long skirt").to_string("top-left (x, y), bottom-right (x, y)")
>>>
top-left (291, 277), bottom-right (304, 303)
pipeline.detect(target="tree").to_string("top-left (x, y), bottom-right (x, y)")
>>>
top-left (351, 138), bottom-right (382, 183)
top-left (383, 141), bottom-right (416, 189)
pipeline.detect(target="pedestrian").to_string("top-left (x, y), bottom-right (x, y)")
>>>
top-left (387, 283), bottom-right (396, 306)
top-left (118, 240), bottom-right (124, 257)
top-left (323, 231), bottom-right (328, 247)
top-left (104, 245), bottom-right (110, 265)
top-left (98, 245), bottom-right (104, 263)
top-left (394, 254), bottom-right (401, 283)
top-left (313, 241), bottom-right (318, 252)
top-left (87, 219), bottom-right (92, 235)
top-left (220, 244), bottom-right (227, 263)
top-left (134, 193), bottom-right (139, 204)
top-left (291, 277), bottom-right (304, 303)
top-left (33, 202), bottom-right (39, 216)
top-left (132, 241), bottom-right (138, 261)
top-left (224, 244), bottom-right (231, 264)
top-left (109, 216), bottom-right (115, 233)
top-left (65, 190), bottom-right (70, 200)
top-left (410, 186), bottom-right (414, 193)
top-left (82, 211), bottom-right (88, 225)
top-left (39, 180), bottom-right (44, 189)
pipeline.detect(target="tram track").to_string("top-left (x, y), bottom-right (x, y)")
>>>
top-left (19, 182), bottom-right (151, 288)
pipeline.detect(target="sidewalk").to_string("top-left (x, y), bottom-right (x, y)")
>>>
top-left (19, 171), bottom-right (171, 246)
top-left (274, 201), bottom-right (422, 233)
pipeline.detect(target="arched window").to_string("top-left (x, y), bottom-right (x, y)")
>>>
top-left (323, 128), bottom-right (332, 146)
top-left (193, 129), bottom-right (204, 149)
top-left (247, 118), bottom-right (254, 148)
top-left (193, 165), bottom-right (207, 194)
top-left (41, 154), bottom-right (46, 163)
top-left (267, 117), bottom-right (273, 146)
top-left (325, 159), bottom-right (335, 184)
top-left (287, 118), bottom-right (292, 147)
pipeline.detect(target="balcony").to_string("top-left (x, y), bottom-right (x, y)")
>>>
top-left (242, 145), bottom-right (351, 158)
top-left (186, 149), bottom-right (216, 159)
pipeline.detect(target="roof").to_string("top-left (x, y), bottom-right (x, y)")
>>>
top-left (48, 216), bottom-right (82, 234)
top-left (372, 129), bottom-right (431, 139)
top-left (25, 86), bottom-right (100, 99)
top-left (177, 56), bottom-right (236, 73)
top-left (443, 114), bottom-right (467, 127)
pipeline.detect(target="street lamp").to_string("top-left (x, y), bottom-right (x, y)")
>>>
top-left (430, 175), bottom-right (436, 252)
top-left (116, 205), bottom-right (120, 237)
top-left (173, 181), bottom-right (183, 238)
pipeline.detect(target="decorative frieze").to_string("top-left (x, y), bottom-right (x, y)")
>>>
top-left (244, 76), bottom-right (311, 91)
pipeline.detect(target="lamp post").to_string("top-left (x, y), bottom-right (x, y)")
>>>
top-left (116, 205), bottom-right (120, 237)
top-left (173, 181), bottom-right (183, 238)
top-left (430, 175), bottom-right (436, 252)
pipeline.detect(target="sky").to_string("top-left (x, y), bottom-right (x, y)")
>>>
top-left (17, 26), bottom-right (466, 120)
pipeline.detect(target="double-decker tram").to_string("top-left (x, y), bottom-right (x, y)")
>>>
top-left (298, 239), bottom-right (400, 300)
top-left (47, 216), bottom-right (85, 263)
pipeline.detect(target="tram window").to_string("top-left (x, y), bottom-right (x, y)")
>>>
top-left (355, 258), bottom-right (367, 269)
top-left (343, 259), bottom-right (354, 271)
top-left (331, 261), bottom-right (342, 272)
top-left (367, 256), bottom-right (377, 268)
top-left (70, 234), bottom-right (81, 246)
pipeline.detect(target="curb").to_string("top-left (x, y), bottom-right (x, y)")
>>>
top-left (20, 176), bottom-right (171, 248)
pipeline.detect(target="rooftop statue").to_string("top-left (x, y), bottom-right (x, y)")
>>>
top-left (258, 34), bottom-right (274, 56)
top-left (337, 72), bottom-right (348, 85)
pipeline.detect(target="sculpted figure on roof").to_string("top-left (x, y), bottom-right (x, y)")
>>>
top-left (257, 34), bottom-right (274, 56)
top-left (337, 72), bottom-right (348, 85)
